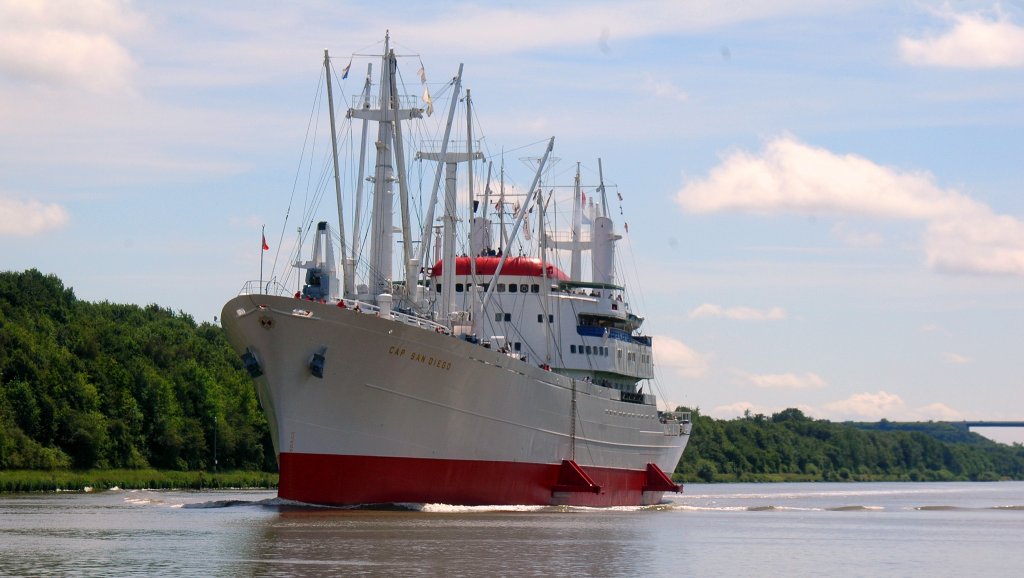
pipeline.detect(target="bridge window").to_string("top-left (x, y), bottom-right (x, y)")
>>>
top-left (509, 284), bottom-right (518, 293)
top-left (520, 284), bottom-right (529, 293)
top-left (585, 345), bottom-right (592, 355)
top-left (494, 313), bottom-right (502, 322)
top-left (504, 313), bottom-right (511, 322)
top-left (436, 284), bottom-right (441, 292)
top-left (514, 342), bottom-right (521, 352)
top-left (570, 345), bottom-right (577, 354)
top-left (497, 284), bottom-right (506, 292)
top-left (456, 283), bottom-right (464, 292)
top-left (531, 284), bottom-right (540, 293)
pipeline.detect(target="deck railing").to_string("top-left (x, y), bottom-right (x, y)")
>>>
top-left (240, 284), bottom-right (451, 335)
top-left (238, 280), bottom-right (293, 297)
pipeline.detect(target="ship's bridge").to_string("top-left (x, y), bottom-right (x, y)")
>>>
top-left (427, 255), bottom-right (653, 383)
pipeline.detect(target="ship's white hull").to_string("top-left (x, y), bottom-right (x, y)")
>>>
top-left (222, 294), bottom-right (689, 506)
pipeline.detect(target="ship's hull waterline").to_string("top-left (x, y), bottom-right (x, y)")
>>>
top-left (222, 294), bottom-right (689, 507)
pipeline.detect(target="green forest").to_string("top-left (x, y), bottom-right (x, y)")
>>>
top-left (2, 269), bottom-right (1023, 486)
top-left (0, 269), bottom-right (273, 472)
top-left (674, 407), bottom-right (1024, 482)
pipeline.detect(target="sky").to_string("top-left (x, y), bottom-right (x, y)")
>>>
top-left (2, 1), bottom-right (1022, 443)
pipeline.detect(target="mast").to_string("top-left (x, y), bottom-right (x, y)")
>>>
top-left (390, 54), bottom-right (417, 304)
top-left (347, 34), bottom-right (422, 302)
top-left (539, 188), bottom-right (551, 364)
top-left (417, 85), bottom-right (481, 325)
top-left (415, 64), bottom-right (464, 302)
top-left (481, 162), bottom-right (492, 222)
top-left (465, 89), bottom-right (479, 331)
top-left (479, 137), bottom-right (555, 313)
top-left (323, 49), bottom-right (349, 297)
top-left (349, 63), bottom-right (374, 298)
top-left (499, 157), bottom-right (506, 252)
top-left (369, 37), bottom-right (394, 300)
top-left (570, 162), bottom-right (583, 281)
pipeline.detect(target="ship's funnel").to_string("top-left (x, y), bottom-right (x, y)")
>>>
top-left (591, 215), bottom-right (620, 285)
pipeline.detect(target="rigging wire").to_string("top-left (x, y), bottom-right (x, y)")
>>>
top-left (269, 67), bottom-right (327, 289)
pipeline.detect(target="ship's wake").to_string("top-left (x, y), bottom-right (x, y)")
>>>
top-left (122, 490), bottom-right (1024, 514)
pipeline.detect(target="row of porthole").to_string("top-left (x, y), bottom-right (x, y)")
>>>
top-left (604, 409), bottom-right (654, 419)
top-left (569, 345), bottom-right (653, 369)
top-left (443, 283), bottom-right (541, 294)
top-left (624, 351), bottom-right (652, 364)
top-left (570, 344), bottom-right (609, 356)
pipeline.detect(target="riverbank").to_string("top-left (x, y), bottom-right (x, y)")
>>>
top-left (676, 470), bottom-right (1012, 484)
top-left (0, 469), bottom-right (278, 493)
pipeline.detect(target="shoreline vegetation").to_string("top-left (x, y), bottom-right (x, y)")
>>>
top-left (672, 407), bottom-right (1024, 484)
top-left (3, 270), bottom-right (1023, 494)
top-left (0, 469), bottom-right (278, 493)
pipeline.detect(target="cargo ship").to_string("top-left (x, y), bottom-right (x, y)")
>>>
top-left (221, 36), bottom-right (690, 506)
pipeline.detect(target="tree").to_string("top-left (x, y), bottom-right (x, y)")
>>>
top-left (0, 269), bottom-right (277, 472)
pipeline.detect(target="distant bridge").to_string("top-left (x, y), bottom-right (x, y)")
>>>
top-left (948, 421), bottom-right (1024, 431)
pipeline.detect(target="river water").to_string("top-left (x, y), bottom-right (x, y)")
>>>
top-left (1, 481), bottom-right (1022, 577)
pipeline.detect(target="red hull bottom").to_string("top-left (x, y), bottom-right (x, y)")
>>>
top-left (278, 452), bottom-right (681, 507)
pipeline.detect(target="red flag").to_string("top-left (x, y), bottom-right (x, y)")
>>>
top-left (262, 234), bottom-right (269, 251)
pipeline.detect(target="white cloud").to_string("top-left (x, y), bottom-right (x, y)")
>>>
top-left (744, 372), bottom-right (826, 389)
top-left (676, 135), bottom-right (975, 218)
top-left (924, 212), bottom-right (1024, 275)
top-left (900, 8), bottom-right (1024, 69)
top-left (709, 397), bottom-right (962, 422)
top-left (709, 401), bottom-right (819, 419)
top-left (652, 334), bottom-right (710, 378)
top-left (920, 323), bottom-right (948, 334)
top-left (823, 390), bottom-right (905, 420)
top-left (820, 391), bottom-right (963, 421)
top-left (712, 401), bottom-right (759, 418)
top-left (0, 0), bottom-right (142, 92)
top-left (689, 303), bottom-right (786, 321)
top-left (0, 196), bottom-right (70, 236)
top-left (913, 402), bottom-right (963, 421)
top-left (943, 352), bottom-right (971, 365)
top-left (675, 135), bottom-right (1024, 277)
top-left (642, 73), bottom-right (688, 102)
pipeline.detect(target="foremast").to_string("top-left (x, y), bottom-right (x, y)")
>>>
top-left (346, 34), bottom-right (423, 304)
